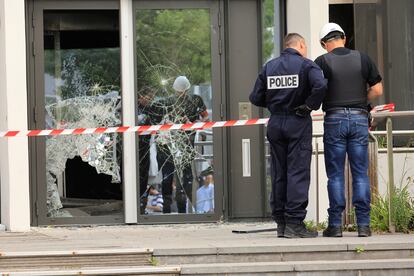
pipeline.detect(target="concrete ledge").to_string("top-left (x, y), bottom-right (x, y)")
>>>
top-left (1, 266), bottom-right (180, 275)
top-left (347, 242), bottom-right (414, 251)
top-left (0, 248), bottom-right (153, 257)
top-left (181, 259), bottom-right (414, 274)
top-left (153, 247), bottom-right (217, 256)
top-left (154, 241), bottom-right (414, 257)
top-left (181, 262), bottom-right (294, 274)
top-left (154, 244), bottom-right (349, 256)
top-left (217, 244), bottom-right (348, 254)
top-left (294, 258), bottom-right (414, 271)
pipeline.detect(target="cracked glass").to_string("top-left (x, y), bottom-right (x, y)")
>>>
top-left (43, 10), bottom-right (123, 218)
top-left (136, 9), bottom-right (215, 215)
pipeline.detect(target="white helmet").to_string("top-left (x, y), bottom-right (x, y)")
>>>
top-left (319, 23), bottom-right (345, 42)
top-left (173, 76), bottom-right (191, 92)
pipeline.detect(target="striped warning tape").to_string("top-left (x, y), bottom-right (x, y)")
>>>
top-left (0, 104), bottom-right (395, 138)
top-left (0, 119), bottom-right (269, 138)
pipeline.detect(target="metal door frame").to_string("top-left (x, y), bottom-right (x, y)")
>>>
top-left (27, 0), bottom-right (123, 226)
top-left (133, 0), bottom-right (226, 223)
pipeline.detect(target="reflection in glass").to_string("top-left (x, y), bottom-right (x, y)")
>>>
top-left (263, 0), bottom-right (276, 216)
top-left (43, 11), bottom-right (122, 218)
top-left (263, 0), bottom-right (276, 63)
top-left (136, 9), bottom-right (214, 215)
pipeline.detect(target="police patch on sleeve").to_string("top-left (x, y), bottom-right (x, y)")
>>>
top-left (267, 75), bottom-right (299, 90)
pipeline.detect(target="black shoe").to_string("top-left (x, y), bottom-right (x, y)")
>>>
top-left (323, 226), bottom-right (343, 237)
top-left (358, 226), bottom-right (372, 237)
top-left (277, 223), bottom-right (285, 238)
top-left (284, 223), bottom-right (318, 238)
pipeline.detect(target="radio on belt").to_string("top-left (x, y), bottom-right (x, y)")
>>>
top-left (267, 74), bottom-right (299, 89)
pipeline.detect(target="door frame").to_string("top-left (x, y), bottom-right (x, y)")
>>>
top-left (26, 0), bottom-right (227, 225)
top-left (133, 0), bottom-right (226, 224)
top-left (27, 0), bottom-right (123, 226)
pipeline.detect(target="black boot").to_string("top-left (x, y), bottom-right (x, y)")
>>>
top-left (323, 226), bottom-right (343, 237)
top-left (358, 226), bottom-right (372, 237)
top-left (162, 195), bottom-right (172, 214)
top-left (284, 222), bottom-right (318, 238)
top-left (277, 223), bottom-right (285, 238)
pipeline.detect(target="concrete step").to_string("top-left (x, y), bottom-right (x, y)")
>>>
top-left (2, 266), bottom-right (180, 276)
top-left (155, 242), bottom-right (414, 265)
top-left (180, 258), bottom-right (414, 275)
top-left (0, 249), bottom-right (153, 271)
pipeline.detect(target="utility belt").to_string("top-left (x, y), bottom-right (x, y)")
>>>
top-left (270, 111), bottom-right (297, 116)
top-left (268, 106), bottom-right (299, 116)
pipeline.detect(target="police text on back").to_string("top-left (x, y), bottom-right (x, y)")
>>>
top-left (267, 75), bottom-right (299, 90)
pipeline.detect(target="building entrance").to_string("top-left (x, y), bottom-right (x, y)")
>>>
top-left (28, 0), bottom-right (225, 225)
top-left (133, 0), bottom-right (224, 223)
top-left (29, 1), bottom-right (124, 225)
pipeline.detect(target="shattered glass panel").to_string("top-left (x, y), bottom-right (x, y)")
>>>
top-left (136, 9), bottom-right (215, 215)
top-left (44, 11), bottom-right (122, 218)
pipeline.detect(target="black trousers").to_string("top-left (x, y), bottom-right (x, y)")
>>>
top-left (157, 147), bottom-right (193, 213)
top-left (138, 135), bottom-right (151, 213)
top-left (267, 114), bottom-right (312, 224)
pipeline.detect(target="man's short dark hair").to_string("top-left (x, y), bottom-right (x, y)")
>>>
top-left (321, 31), bottom-right (345, 43)
top-left (284, 33), bottom-right (305, 48)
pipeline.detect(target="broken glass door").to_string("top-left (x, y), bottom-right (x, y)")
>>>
top-left (135, 4), bottom-right (221, 218)
top-left (42, 10), bottom-right (123, 220)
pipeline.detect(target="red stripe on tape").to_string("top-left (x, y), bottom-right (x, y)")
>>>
top-left (73, 128), bottom-right (86, 135)
top-left (224, 120), bottom-right (237, 127)
top-left (246, 119), bottom-right (259, 125)
top-left (181, 123), bottom-right (194, 130)
top-left (137, 125), bottom-right (151, 132)
top-left (50, 129), bottom-right (64, 136)
top-left (94, 127), bottom-right (108, 134)
top-left (160, 124), bottom-right (173, 131)
top-left (28, 130), bottom-right (42, 137)
top-left (117, 126), bottom-right (130, 133)
top-left (5, 131), bottom-right (19, 137)
top-left (203, 122), bottom-right (215, 129)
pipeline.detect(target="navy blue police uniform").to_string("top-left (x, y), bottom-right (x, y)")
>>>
top-left (250, 48), bottom-right (327, 227)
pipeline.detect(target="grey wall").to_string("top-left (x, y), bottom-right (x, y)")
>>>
top-left (354, 0), bottom-right (414, 138)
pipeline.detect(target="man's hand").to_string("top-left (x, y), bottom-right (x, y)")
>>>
top-left (294, 104), bottom-right (312, 117)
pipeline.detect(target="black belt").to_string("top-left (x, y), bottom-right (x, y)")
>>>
top-left (326, 108), bottom-right (368, 115)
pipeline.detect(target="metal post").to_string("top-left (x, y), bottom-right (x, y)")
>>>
top-left (386, 117), bottom-right (395, 233)
top-left (315, 138), bottom-right (319, 225)
top-left (120, 0), bottom-right (138, 223)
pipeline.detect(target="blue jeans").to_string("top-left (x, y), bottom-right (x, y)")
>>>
top-left (324, 110), bottom-right (370, 227)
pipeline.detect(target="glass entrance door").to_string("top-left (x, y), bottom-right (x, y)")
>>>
top-left (31, 1), bottom-right (123, 225)
top-left (134, 1), bottom-right (224, 222)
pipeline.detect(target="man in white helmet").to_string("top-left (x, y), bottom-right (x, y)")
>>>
top-left (315, 23), bottom-right (383, 238)
top-left (156, 76), bottom-right (209, 214)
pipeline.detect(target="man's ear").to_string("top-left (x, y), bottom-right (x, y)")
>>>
top-left (320, 41), bottom-right (326, 49)
top-left (343, 36), bottom-right (347, 45)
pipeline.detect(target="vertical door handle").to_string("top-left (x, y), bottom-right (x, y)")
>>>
top-left (242, 139), bottom-right (251, 177)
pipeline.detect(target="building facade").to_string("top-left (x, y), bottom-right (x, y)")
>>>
top-left (0, 0), bottom-right (412, 231)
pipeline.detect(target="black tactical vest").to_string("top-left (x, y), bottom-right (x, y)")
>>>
top-left (323, 50), bottom-right (367, 109)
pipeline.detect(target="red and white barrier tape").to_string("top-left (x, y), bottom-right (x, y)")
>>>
top-left (0, 119), bottom-right (269, 138)
top-left (0, 104), bottom-right (395, 138)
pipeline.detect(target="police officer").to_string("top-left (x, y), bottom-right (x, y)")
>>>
top-left (156, 76), bottom-right (208, 213)
top-left (250, 33), bottom-right (327, 238)
top-left (315, 23), bottom-right (383, 237)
